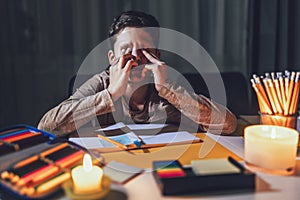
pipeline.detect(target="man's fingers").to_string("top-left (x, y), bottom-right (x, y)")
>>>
top-left (124, 59), bottom-right (138, 72)
top-left (111, 56), bottom-right (125, 69)
top-left (112, 54), bottom-right (135, 69)
top-left (141, 67), bottom-right (149, 79)
top-left (142, 50), bottom-right (158, 63)
top-left (122, 54), bottom-right (136, 68)
top-left (142, 50), bottom-right (165, 65)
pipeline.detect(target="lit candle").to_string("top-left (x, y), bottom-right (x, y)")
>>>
top-left (245, 125), bottom-right (299, 175)
top-left (71, 154), bottom-right (103, 194)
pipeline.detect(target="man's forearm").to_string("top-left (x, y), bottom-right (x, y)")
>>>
top-left (38, 89), bottom-right (114, 136)
top-left (157, 81), bottom-right (237, 134)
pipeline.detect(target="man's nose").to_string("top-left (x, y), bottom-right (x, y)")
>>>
top-left (131, 49), bottom-right (142, 62)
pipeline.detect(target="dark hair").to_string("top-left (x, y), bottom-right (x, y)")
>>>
top-left (109, 11), bottom-right (160, 47)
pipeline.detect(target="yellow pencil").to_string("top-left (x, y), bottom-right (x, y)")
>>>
top-left (36, 172), bottom-right (71, 194)
top-left (263, 78), bottom-right (278, 114)
top-left (253, 75), bottom-right (272, 112)
top-left (251, 79), bottom-right (272, 114)
top-left (284, 71), bottom-right (296, 115)
top-left (285, 70), bottom-right (290, 97)
top-left (97, 134), bottom-right (128, 150)
top-left (267, 78), bottom-right (283, 114)
top-left (278, 74), bottom-right (287, 109)
top-left (289, 72), bottom-right (300, 115)
top-left (274, 79), bottom-right (283, 108)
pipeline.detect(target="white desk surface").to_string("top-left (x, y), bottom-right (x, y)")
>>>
top-left (122, 133), bottom-right (300, 200)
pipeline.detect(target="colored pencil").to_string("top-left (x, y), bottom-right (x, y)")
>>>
top-left (251, 71), bottom-right (300, 117)
top-left (98, 134), bottom-right (128, 150)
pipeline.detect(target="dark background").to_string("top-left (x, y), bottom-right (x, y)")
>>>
top-left (1, 0), bottom-right (300, 128)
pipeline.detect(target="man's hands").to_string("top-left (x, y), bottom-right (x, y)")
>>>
top-left (142, 50), bottom-right (167, 91)
top-left (107, 50), bottom-right (168, 101)
top-left (107, 55), bottom-right (137, 101)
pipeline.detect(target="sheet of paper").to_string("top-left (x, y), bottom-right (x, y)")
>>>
top-left (126, 124), bottom-right (167, 130)
top-left (70, 128), bottom-right (198, 149)
top-left (95, 123), bottom-right (167, 132)
top-left (103, 161), bottom-right (144, 183)
top-left (69, 137), bottom-right (117, 149)
top-left (96, 122), bottom-right (126, 131)
top-left (207, 133), bottom-right (245, 159)
top-left (140, 131), bottom-right (198, 145)
top-left (108, 132), bottom-right (139, 145)
top-left (191, 158), bottom-right (240, 175)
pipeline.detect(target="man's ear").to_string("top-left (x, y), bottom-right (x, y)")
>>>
top-left (108, 50), bottom-right (115, 65)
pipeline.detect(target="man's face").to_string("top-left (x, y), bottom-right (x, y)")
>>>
top-left (109, 27), bottom-right (158, 83)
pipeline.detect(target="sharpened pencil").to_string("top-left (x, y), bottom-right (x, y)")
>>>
top-left (97, 134), bottom-right (128, 150)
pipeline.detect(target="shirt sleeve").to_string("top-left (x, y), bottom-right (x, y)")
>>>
top-left (37, 73), bottom-right (114, 136)
top-left (157, 80), bottom-right (237, 135)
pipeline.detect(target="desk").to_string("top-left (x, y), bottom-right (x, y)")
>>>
top-left (99, 133), bottom-right (241, 169)
top-left (60, 130), bottom-right (300, 200)
top-left (95, 132), bottom-right (295, 200)
top-left (53, 131), bottom-right (300, 200)
top-left (2, 121), bottom-right (300, 200)
top-left (121, 133), bottom-right (300, 200)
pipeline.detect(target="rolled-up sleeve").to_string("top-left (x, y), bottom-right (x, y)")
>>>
top-left (38, 73), bottom-right (114, 136)
top-left (157, 80), bottom-right (237, 135)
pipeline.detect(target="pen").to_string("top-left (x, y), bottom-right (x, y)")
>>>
top-left (228, 156), bottom-right (251, 174)
top-left (133, 135), bottom-right (147, 148)
top-left (97, 134), bottom-right (128, 150)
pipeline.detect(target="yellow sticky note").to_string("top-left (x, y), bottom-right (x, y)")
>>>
top-left (191, 158), bottom-right (240, 175)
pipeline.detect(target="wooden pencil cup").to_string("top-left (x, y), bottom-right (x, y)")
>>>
top-left (260, 113), bottom-right (297, 129)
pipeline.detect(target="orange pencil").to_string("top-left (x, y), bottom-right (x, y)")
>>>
top-left (26, 166), bottom-right (62, 187)
top-left (3, 132), bottom-right (41, 143)
top-left (267, 78), bottom-right (283, 114)
top-left (278, 74), bottom-right (287, 109)
top-left (56, 150), bottom-right (84, 168)
top-left (251, 81), bottom-right (265, 113)
top-left (253, 75), bottom-right (270, 106)
top-left (289, 72), bottom-right (300, 115)
top-left (284, 70), bottom-right (290, 97)
top-left (2, 131), bottom-right (36, 141)
top-left (40, 143), bottom-right (68, 157)
top-left (257, 92), bottom-right (273, 114)
top-left (251, 79), bottom-right (272, 114)
top-left (98, 134), bottom-right (128, 150)
top-left (284, 71), bottom-right (296, 115)
top-left (263, 78), bottom-right (277, 114)
top-left (274, 78), bottom-right (283, 107)
top-left (36, 172), bottom-right (71, 194)
top-left (13, 155), bottom-right (39, 169)
top-left (15, 164), bottom-right (56, 186)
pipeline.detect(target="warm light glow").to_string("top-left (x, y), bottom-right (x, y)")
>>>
top-left (83, 154), bottom-right (92, 172)
top-left (270, 127), bottom-right (276, 139)
top-left (244, 125), bottom-right (298, 175)
top-left (72, 154), bottom-right (103, 194)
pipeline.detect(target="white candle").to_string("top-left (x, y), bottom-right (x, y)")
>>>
top-left (71, 154), bottom-right (103, 194)
top-left (245, 125), bottom-right (299, 175)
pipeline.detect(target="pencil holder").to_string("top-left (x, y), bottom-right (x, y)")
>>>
top-left (260, 113), bottom-right (297, 129)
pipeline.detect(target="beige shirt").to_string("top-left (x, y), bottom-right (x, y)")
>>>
top-left (38, 70), bottom-right (237, 136)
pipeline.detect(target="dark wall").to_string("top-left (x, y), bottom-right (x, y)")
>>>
top-left (0, 0), bottom-right (299, 128)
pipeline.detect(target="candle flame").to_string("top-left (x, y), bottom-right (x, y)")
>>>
top-left (271, 127), bottom-right (277, 139)
top-left (83, 154), bottom-right (93, 172)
